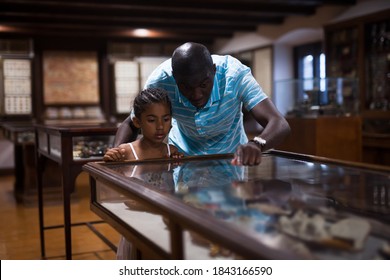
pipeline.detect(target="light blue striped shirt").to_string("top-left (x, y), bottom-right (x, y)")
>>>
top-left (144, 55), bottom-right (267, 155)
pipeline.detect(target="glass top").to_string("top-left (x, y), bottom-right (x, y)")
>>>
top-left (99, 153), bottom-right (390, 259)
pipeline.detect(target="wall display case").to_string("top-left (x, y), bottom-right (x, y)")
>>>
top-left (43, 51), bottom-right (99, 105)
top-left (0, 58), bottom-right (33, 117)
top-left (107, 42), bottom-right (174, 117)
top-left (274, 77), bottom-right (359, 117)
top-left (113, 61), bottom-right (139, 114)
top-left (40, 51), bottom-right (106, 124)
top-left (326, 26), bottom-right (359, 79)
top-left (324, 9), bottom-right (390, 165)
top-left (273, 78), bottom-right (361, 162)
top-left (324, 11), bottom-right (390, 115)
top-left (110, 57), bottom-right (168, 116)
top-left (364, 18), bottom-right (390, 111)
top-left (0, 39), bottom-right (33, 119)
top-left (35, 123), bottom-right (118, 259)
top-left (83, 151), bottom-right (390, 260)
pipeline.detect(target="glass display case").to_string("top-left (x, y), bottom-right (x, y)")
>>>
top-left (1, 121), bottom-right (34, 144)
top-left (83, 151), bottom-right (390, 260)
top-left (34, 123), bottom-right (118, 259)
top-left (273, 77), bottom-right (359, 117)
top-left (273, 78), bottom-right (362, 162)
top-left (0, 122), bottom-right (37, 203)
top-left (324, 9), bottom-right (390, 165)
top-left (363, 17), bottom-right (390, 143)
top-left (326, 26), bottom-right (359, 79)
top-left (324, 9), bottom-right (390, 123)
top-left (35, 123), bottom-right (116, 162)
top-left (365, 18), bottom-right (390, 112)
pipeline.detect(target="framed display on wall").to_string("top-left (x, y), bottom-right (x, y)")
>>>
top-left (43, 51), bottom-right (99, 105)
top-left (113, 61), bottom-right (139, 114)
top-left (1, 58), bottom-right (32, 115)
top-left (107, 42), bottom-right (173, 117)
top-left (111, 56), bottom-right (168, 115)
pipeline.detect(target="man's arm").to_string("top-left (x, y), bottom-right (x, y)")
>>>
top-left (249, 98), bottom-right (291, 150)
top-left (232, 98), bottom-right (290, 165)
top-left (113, 115), bottom-right (139, 147)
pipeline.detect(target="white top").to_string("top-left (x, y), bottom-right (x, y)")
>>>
top-left (128, 142), bottom-right (171, 160)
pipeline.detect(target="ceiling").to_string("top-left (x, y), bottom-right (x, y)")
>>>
top-left (0, 0), bottom-right (357, 45)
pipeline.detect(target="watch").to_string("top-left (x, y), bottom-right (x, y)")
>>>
top-left (250, 136), bottom-right (267, 148)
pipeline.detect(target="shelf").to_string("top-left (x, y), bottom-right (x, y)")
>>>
top-left (324, 8), bottom-right (390, 118)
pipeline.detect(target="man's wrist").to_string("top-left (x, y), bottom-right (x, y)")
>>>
top-left (249, 136), bottom-right (267, 148)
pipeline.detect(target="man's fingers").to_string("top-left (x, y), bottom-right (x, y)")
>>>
top-left (232, 146), bottom-right (243, 165)
top-left (232, 144), bottom-right (262, 166)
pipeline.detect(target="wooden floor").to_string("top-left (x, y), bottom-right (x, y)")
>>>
top-left (0, 172), bottom-right (121, 260)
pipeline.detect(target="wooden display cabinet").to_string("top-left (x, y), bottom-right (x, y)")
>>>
top-left (0, 121), bottom-right (62, 204)
top-left (277, 116), bottom-right (362, 162)
top-left (324, 8), bottom-right (390, 165)
top-left (35, 122), bottom-right (118, 259)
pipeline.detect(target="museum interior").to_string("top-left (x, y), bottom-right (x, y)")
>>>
top-left (0, 0), bottom-right (389, 260)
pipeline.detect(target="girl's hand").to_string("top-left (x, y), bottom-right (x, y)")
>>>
top-left (103, 148), bottom-right (126, 162)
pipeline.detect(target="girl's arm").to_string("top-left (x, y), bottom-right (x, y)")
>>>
top-left (103, 144), bottom-right (130, 162)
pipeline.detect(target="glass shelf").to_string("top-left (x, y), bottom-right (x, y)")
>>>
top-left (274, 77), bottom-right (359, 117)
top-left (327, 27), bottom-right (359, 79)
top-left (365, 19), bottom-right (390, 111)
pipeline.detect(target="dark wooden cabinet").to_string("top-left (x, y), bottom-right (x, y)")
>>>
top-left (277, 116), bottom-right (362, 162)
top-left (324, 9), bottom-right (390, 165)
top-left (35, 123), bottom-right (118, 259)
top-left (0, 122), bottom-right (61, 204)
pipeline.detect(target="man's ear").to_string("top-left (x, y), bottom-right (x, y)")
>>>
top-left (172, 69), bottom-right (178, 83)
top-left (132, 117), bottom-right (141, 129)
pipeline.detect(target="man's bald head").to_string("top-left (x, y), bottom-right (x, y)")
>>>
top-left (172, 42), bottom-right (214, 76)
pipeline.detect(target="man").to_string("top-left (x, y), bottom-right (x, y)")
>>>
top-left (114, 42), bottom-right (290, 165)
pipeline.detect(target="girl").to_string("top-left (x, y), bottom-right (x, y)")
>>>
top-left (104, 87), bottom-right (182, 162)
top-left (104, 87), bottom-right (182, 259)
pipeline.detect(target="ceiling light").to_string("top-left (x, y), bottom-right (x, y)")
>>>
top-left (133, 29), bottom-right (150, 37)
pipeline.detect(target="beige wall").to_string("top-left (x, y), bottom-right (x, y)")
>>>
top-left (214, 5), bottom-right (348, 54)
top-left (215, 0), bottom-right (390, 54)
top-left (253, 47), bottom-right (272, 98)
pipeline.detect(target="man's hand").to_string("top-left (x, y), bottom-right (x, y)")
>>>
top-left (170, 151), bottom-right (184, 159)
top-left (103, 148), bottom-right (126, 162)
top-left (231, 142), bottom-right (262, 166)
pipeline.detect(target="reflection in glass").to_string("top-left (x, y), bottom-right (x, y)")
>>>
top-left (106, 154), bottom-right (390, 259)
